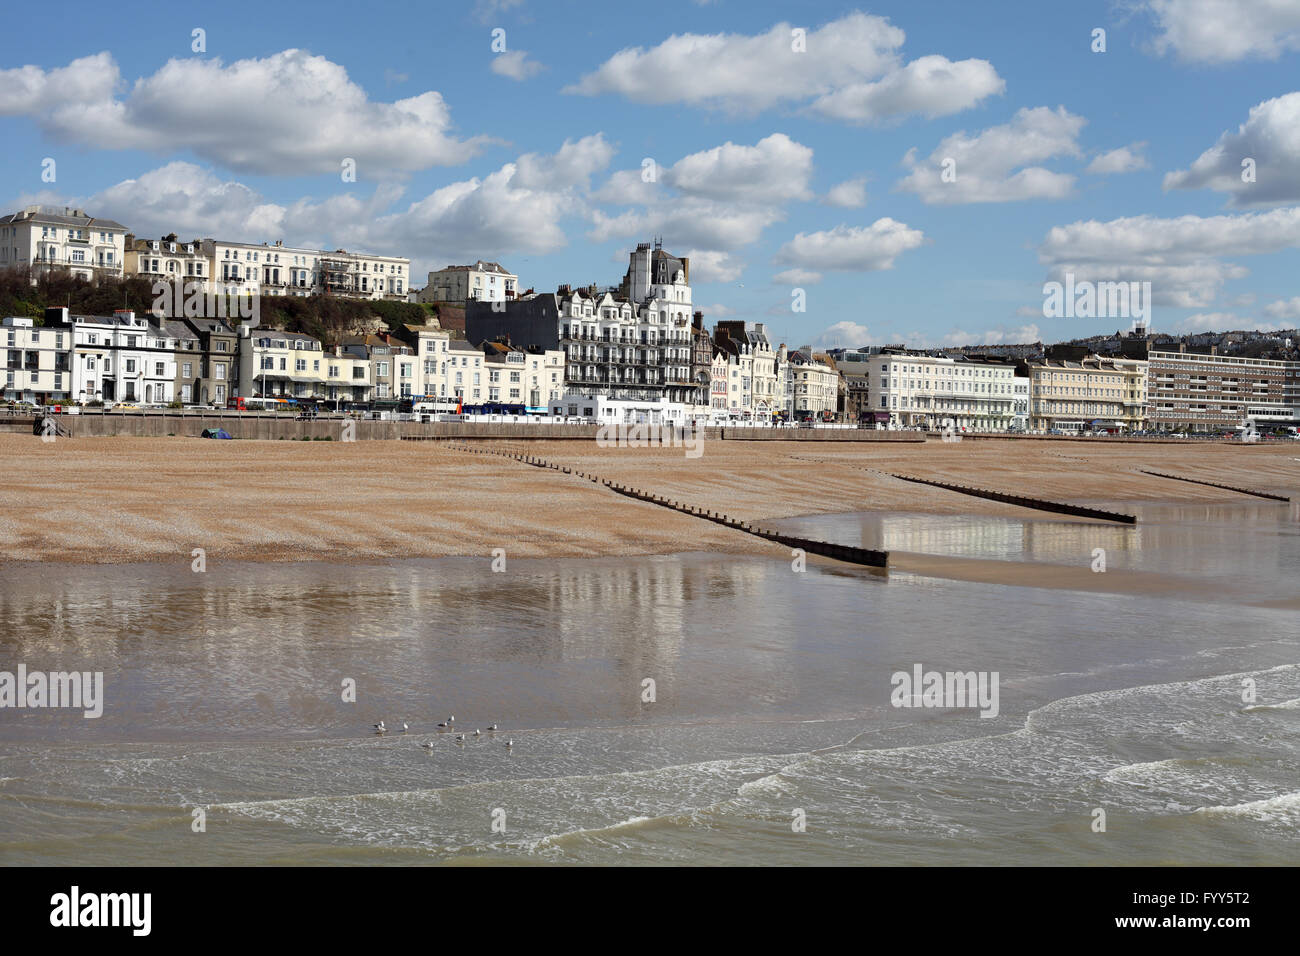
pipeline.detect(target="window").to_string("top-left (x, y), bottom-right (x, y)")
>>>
top-left (126, 359), bottom-right (136, 373)
top-left (182, 363), bottom-right (192, 378)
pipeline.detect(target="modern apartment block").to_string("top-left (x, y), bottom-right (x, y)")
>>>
top-left (1146, 345), bottom-right (1292, 432)
top-left (464, 241), bottom-right (696, 404)
top-left (419, 261), bottom-right (517, 305)
top-left (1028, 354), bottom-right (1147, 433)
top-left (3, 316), bottom-right (72, 403)
top-left (869, 350), bottom-right (1024, 431)
top-left (0, 206), bottom-right (128, 281)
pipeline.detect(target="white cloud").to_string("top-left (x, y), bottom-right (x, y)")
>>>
top-left (1163, 92), bottom-right (1300, 205)
top-left (1086, 143), bottom-right (1150, 175)
top-left (512, 134), bottom-right (615, 189)
top-left (1263, 296), bottom-right (1300, 319)
top-left (896, 106), bottom-right (1084, 204)
top-left (491, 50), bottom-right (545, 81)
top-left (588, 135), bottom-right (813, 250)
top-left (808, 54), bottom-right (1004, 124)
top-left (473, 0), bottom-right (526, 24)
top-left (565, 13), bottom-right (1002, 123)
top-left (1176, 311), bottom-right (1242, 331)
top-left (682, 249), bottom-right (745, 284)
top-left (697, 303), bottom-right (736, 316)
top-left (823, 178), bottom-right (868, 208)
top-left (590, 198), bottom-right (785, 251)
top-left (0, 50), bottom-right (486, 176)
top-left (1037, 206), bottom-right (1300, 308)
top-left (774, 220), bottom-right (926, 274)
top-left (29, 137), bottom-right (612, 279)
top-left (665, 134), bottom-right (813, 202)
top-left (816, 321), bottom-right (876, 348)
top-left (1143, 0), bottom-right (1300, 62)
top-left (773, 268), bottom-right (824, 285)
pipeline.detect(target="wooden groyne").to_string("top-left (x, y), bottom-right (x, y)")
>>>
top-left (1138, 470), bottom-right (1292, 502)
top-left (889, 473), bottom-right (1138, 524)
top-left (436, 441), bottom-right (889, 568)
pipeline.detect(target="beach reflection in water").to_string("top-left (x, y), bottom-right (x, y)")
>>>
top-left (1, 500), bottom-right (1297, 865)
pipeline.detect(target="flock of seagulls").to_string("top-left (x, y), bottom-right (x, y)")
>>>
top-left (374, 714), bottom-right (513, 750)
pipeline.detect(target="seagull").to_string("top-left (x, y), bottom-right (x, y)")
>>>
top-left (455, 733), bottom-right (466, 742)
top-left (401, 722), bottom-right (409, 733)
top-left (504, 740), bottom-right (513, 748)
top-left (420, 741), bottom-right (435, 751)
top-left (373, 721), bottom-right (386, 733)
top-left (487, 724), bottom-right (498, 731)
top-left (473, 729), bottom-right (481, 736)
top-left (437, 716), bottom-right (454, 728)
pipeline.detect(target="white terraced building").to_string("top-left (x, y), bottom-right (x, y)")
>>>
top-left (201, 239), bottom-right (409, 301)
top-left (66, 309), bottom-right (178, 405)
top-left (419, 260), bottom-right (517, 305)
top-left (869, 350), bottom-right (1026, 431)
top-left (0, 206), bottom-right (127, 281)
top-left (3, 316), bottom-right (73, 404)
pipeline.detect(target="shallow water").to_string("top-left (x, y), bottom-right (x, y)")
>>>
top-left (1, 500), bottom-right (1297, 865)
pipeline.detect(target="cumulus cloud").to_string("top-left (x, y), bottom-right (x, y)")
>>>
top-left (491, 50), bottom-right (545, 81)
top-left (0, 50), bottom-right (486, 176)
top-left (774, 220), bottom-right (926, 275)
top-left (808, 54), bottom-right (1004, 124)
top-left (23, 137), bottom-right (614, 278)
top-left (1086, 143), bottom-right (1150, 175)
top-left (896, 106), bottom-right (1084, 204)
top-left (681, 249), bottom-right (745, 284)
top-left (816, 321), bottom-right (876, 348)
top-left (565, 13), bottom-right (1002, 122)
top-left (588, 135), bottom-right (813, 250)
top-left (1263, 296), bottom-right (1300, 319)
top-left (823, 178), bottom-right (868, 208)
top-left (1036, 206), bottom-right (1300, 308)
top-left (773, 268), bottom-right (824, 285)
top-left (665, 134), bottom-right (813, 203)
top-left (1142, 0), bottom-right (1300, 62)
top-left (1163, 92), bottom-right (1300, 205)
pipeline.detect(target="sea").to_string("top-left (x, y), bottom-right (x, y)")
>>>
top-left (2, 498), bottom-right (1297, 865)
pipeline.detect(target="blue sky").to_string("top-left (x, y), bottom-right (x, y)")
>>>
top-left (3, 0), bottom-right (1299, 348)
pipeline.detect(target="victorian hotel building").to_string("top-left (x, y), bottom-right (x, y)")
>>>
top-left (466, 241), bottom-right (698, 418)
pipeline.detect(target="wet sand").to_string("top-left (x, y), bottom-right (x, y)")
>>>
top-left (2, 434), bottom-right (1297, 581)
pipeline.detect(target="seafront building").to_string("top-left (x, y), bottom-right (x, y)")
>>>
top-left (465, 241), bottom-right (697, 405)
top-left (785, 348), bottom-right (839, 419)
top-left (1027, 353), bottom-right (1148, 433)
top-left (3, 316), bottom-right (71, 404)
top-left (125, 235), bottom-right (211, 292)
top-left (65, 310), bottom-right (178, 405)
top-left (1145, 345), bottom-right (1291, 432)
top-left (238, 328), bottom-right (327, 401)
top-left (418, 261), bottom-right (518, 305)
top-left (0, 206), bottom-right (128, 282)
top-left (868, 350), bottom-right (1024, 431)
